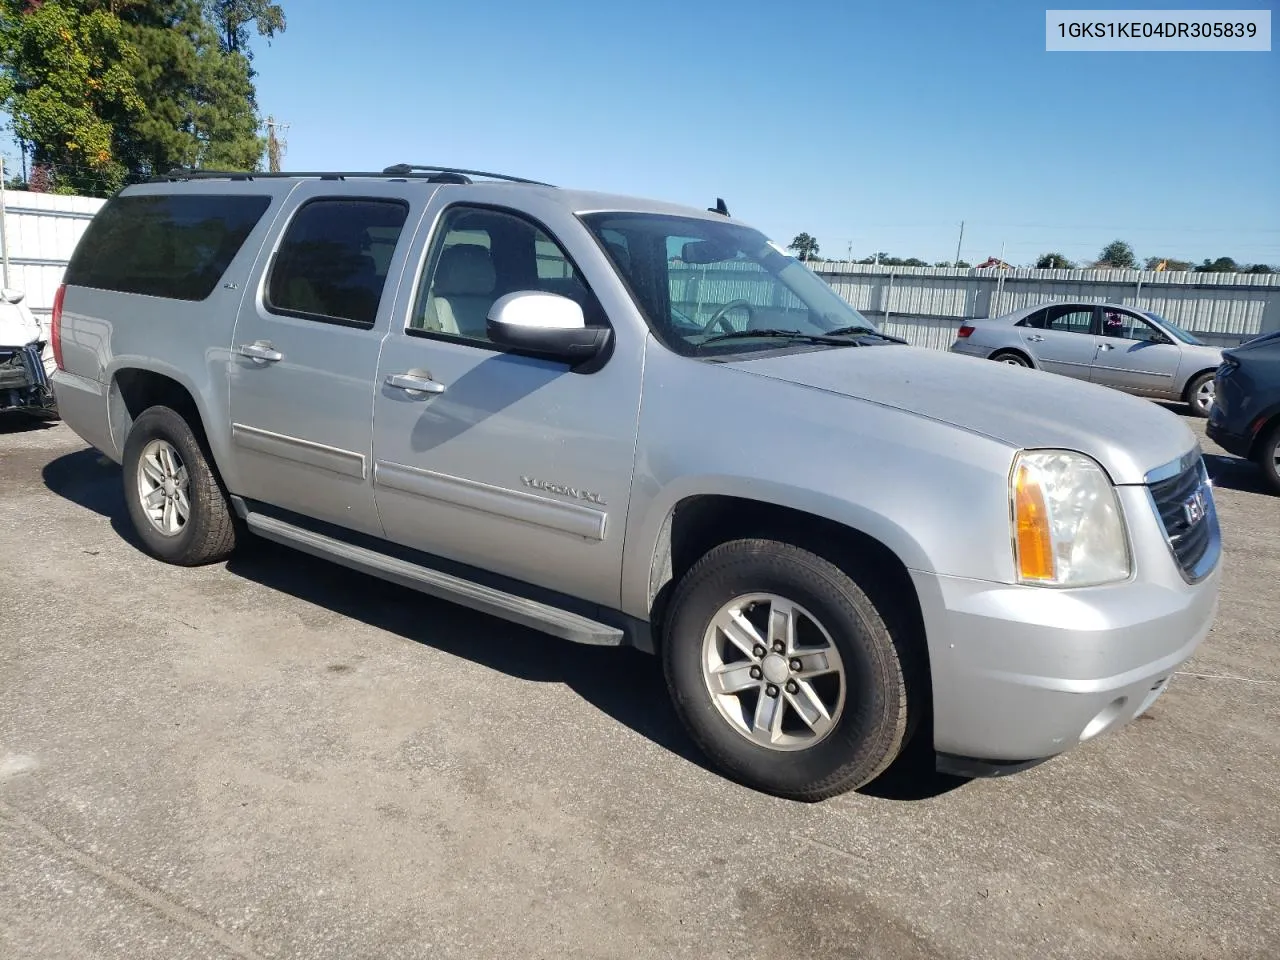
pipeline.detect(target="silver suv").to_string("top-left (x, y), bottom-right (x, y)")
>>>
top-left (51, 165), bottom-right (1221, 800)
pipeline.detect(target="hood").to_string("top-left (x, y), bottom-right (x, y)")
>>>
top-left (0, 301), bottom-right (41, 348)
top-left (725, 345), bottom-right (1198, 485)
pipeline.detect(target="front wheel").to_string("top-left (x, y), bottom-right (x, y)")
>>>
top-left (1256, 421), bottom-right (1280, 496)
top-left (661, 539), bottom-right (920, 801)
top-left (1184, 372), bottom-right (1216, 417)
top-left (122, 405), bottom-right (239, 566)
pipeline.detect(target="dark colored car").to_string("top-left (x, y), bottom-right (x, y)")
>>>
top-left (1208, 332), bottom-right (1280, 495)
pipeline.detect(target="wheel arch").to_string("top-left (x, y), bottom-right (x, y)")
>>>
top-left (989, 347), bottom-right (1036, 368)
top-left (643, 493), bottom-right (928, 667)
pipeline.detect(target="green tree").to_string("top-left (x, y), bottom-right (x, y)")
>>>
top-left (0, 0), bottom-right (144, 194)
top-left (1143, 256), bottom-right (1191, 272)
top-left (1035, 253), bottom-right (1074, 269)
top-left (788, 232), bottom-right (820, 261)
top-left (116, 0), bottom-right (265, 176)
top-left (204, 0), bottom-right (285, 55)
top-left (1194, 257), bottom-right (1239, 273)
top-left (1096, 240), bottom-right (1136, 269)
top-left (1246, 263), bottom-right (1274, 274)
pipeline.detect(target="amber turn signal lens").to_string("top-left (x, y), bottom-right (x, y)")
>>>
top-left (1013, 462), bottom-right (1055, 581)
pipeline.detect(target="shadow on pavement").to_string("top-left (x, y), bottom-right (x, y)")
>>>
top-left (0, 411), bottom-right (60, 434)
top-left (1202, 453), bottom-right (1271, 496)
top-left (41, 447), bottom-right (966, 804)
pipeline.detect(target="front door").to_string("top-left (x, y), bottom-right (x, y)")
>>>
top-left (1019, 303), bottom-right (1099, 381)
top-left (1091, 307), bottom-right (1184, 398)
top-left (370, 201), bottom-right (642, 608)
top-left (228, 186), bottom-right (420, 535)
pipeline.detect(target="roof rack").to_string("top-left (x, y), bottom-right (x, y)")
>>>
top-left (151, 165), bottom-right (553, 186)
top-left (381, 164), bottom-right (552, 186)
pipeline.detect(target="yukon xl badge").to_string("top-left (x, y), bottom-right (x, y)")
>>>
top-left (521, 476), bottom-right (607, 506)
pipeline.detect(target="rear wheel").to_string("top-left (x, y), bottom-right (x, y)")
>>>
top-left (122, 405), bottom-right (239, 565)
top-left (990, 350), bottom-right (1030, 367)
top-left (661, 539), bottom-right (920, 801)
top-left (1184, 371), bottom-right (1216, 417)
top-left (1256, 421), bottom-right (1280, 495)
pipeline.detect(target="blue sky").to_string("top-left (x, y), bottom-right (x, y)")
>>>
top-left (17, 1), bottom-right (1280, 267)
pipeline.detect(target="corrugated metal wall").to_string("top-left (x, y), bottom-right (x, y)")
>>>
top-left (811, 262), bottom-right (1280, 345)
top-left (2, 191), bottom-right (107, 338)
top-left (3, 190), bottom-right (1276, 352)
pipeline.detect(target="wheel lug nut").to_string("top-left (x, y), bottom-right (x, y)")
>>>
top-left (766, 684), bottom-right (779, 698)
top-left (772, 641), bottom-right (785, 653)
top-left (789, 658), bottom-right (802, 672)
top-left (749, 666), bottom-right (762, 680)
top-left (752, 645), bottom-right (766, 659)
top-left (785, 680), bottom-right (798, 694)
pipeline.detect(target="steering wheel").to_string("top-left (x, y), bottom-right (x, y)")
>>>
top-left (701, 299), bottom-right (753, 335)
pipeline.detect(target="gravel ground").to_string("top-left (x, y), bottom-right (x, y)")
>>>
top-left (1, 412), bottom-right (1276, 960)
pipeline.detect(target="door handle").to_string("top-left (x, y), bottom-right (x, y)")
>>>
top-left (1026, 335), bottom-right (1045, 342)
top-left (236, 341), bottom-right (284, 363)
top-left (386, 372), bottom-right (446, 396)
top-left (1098, 342), bottom-right (1114, 351)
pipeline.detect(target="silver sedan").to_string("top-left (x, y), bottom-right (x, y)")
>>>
top-left (950, 301), bottom-right (1224, 416)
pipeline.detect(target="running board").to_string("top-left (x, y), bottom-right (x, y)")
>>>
top-left (243, 511), bottom-right (624, 646)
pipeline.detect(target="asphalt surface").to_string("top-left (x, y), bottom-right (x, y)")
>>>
top-left (1, 410), bottom-right (1277, 960)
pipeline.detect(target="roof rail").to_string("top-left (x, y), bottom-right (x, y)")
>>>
top-left (151, 166), bottom-right (553, 186)
top-left (381, 164), bottom-right (553, 186)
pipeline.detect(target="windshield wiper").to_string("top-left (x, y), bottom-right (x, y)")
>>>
top-left (822, 325), bottom-right (909, 343)
top-left (697, 328), bottom-right (863, 349)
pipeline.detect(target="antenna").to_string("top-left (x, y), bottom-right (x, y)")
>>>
top-left (708, 198), bottom-right (730, 217)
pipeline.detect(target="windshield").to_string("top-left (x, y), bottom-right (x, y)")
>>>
top-left (1144, 311), bottom-right (1205, 346)
top-left (580, 212), bottom-right (877, 355)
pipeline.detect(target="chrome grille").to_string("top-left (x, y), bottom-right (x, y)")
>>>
top-left (1147, 455), bottom-right (1218, 581)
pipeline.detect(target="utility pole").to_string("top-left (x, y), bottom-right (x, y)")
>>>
top-left (265, 116), bottom-right (290, 173)
top-left (1, 155), bottom-right (10, 289)
top-left (954, 220), bottom-right (965, 267)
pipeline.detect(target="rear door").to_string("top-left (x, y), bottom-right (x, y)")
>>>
top-left (1091, 307), bottom-right (1184, 398)
top-left (1018, 304), bottom-right (1100, 381)
top-left (227, 183), bottom-right (424, 535)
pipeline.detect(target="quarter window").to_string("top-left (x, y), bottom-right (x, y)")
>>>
top-left (411, 206), bottom-right (606, 343)
top-left (63, 193), bottom-right (271, 301)
top-left (266, 198), bottom-right (410, 328)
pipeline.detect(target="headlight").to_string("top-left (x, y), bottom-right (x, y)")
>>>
top-left (1010, 450), bottom-right (1131, 587)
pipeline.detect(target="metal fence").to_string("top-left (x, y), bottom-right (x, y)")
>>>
top-left (3, 189), bottom-right (1277, 353)
top-left (1, 190), bottom-right (107, 338)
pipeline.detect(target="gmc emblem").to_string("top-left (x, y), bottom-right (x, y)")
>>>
top-left (1183, 489), bottom-right (1207, 526)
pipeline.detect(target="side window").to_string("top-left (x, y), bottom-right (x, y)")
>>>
top-left (1102, 309), bottom-right (1163, 341)
top-left (411, 206), bottom-right (606, 343)
top-left (1019, 308), bottom-right (1049, 329)
top-left (63, 193), bottom-right (271, 300)
top-left (266, 198), bottom-right (410, 328)
top-left (1042, 304), bottom-right (1094, 335)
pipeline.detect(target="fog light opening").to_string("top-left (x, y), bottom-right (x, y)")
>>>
top-left (1080, 697), bottom-right (1129, 742)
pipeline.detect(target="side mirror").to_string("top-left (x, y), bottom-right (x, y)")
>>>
top-left (1, 288), bottom-right (25, 304)
top-left (486, 291), bottom-right (610, 362)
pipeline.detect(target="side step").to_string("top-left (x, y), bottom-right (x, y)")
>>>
top-left (243, 511), bottom-right (624, 646)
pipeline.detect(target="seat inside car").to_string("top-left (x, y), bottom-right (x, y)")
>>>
top-left (425, 243), bottom-right (497, 337)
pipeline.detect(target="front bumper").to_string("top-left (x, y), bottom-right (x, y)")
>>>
top-left (912, 544), bottom-right (1220, 764)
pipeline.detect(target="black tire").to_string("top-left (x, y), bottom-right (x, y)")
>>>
top-left (990, 350), bottom-right (1031, 367)
top-left (1256, 421), bottom-right (1280, 496)
top-left (661, 539), bottom-right (921, 801)
top-left (1183, 371), bottom-right (1215, 418)
top-left (121, 405), bottom-right (239, 566)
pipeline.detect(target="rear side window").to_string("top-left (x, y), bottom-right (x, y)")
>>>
top-left (266, 198), bottom-right (410, 328)
top-left (64, 194), bottom-right (271, 300)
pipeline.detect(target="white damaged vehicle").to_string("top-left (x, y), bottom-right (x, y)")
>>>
top-left (0, 287), bottom-right (58, 419)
